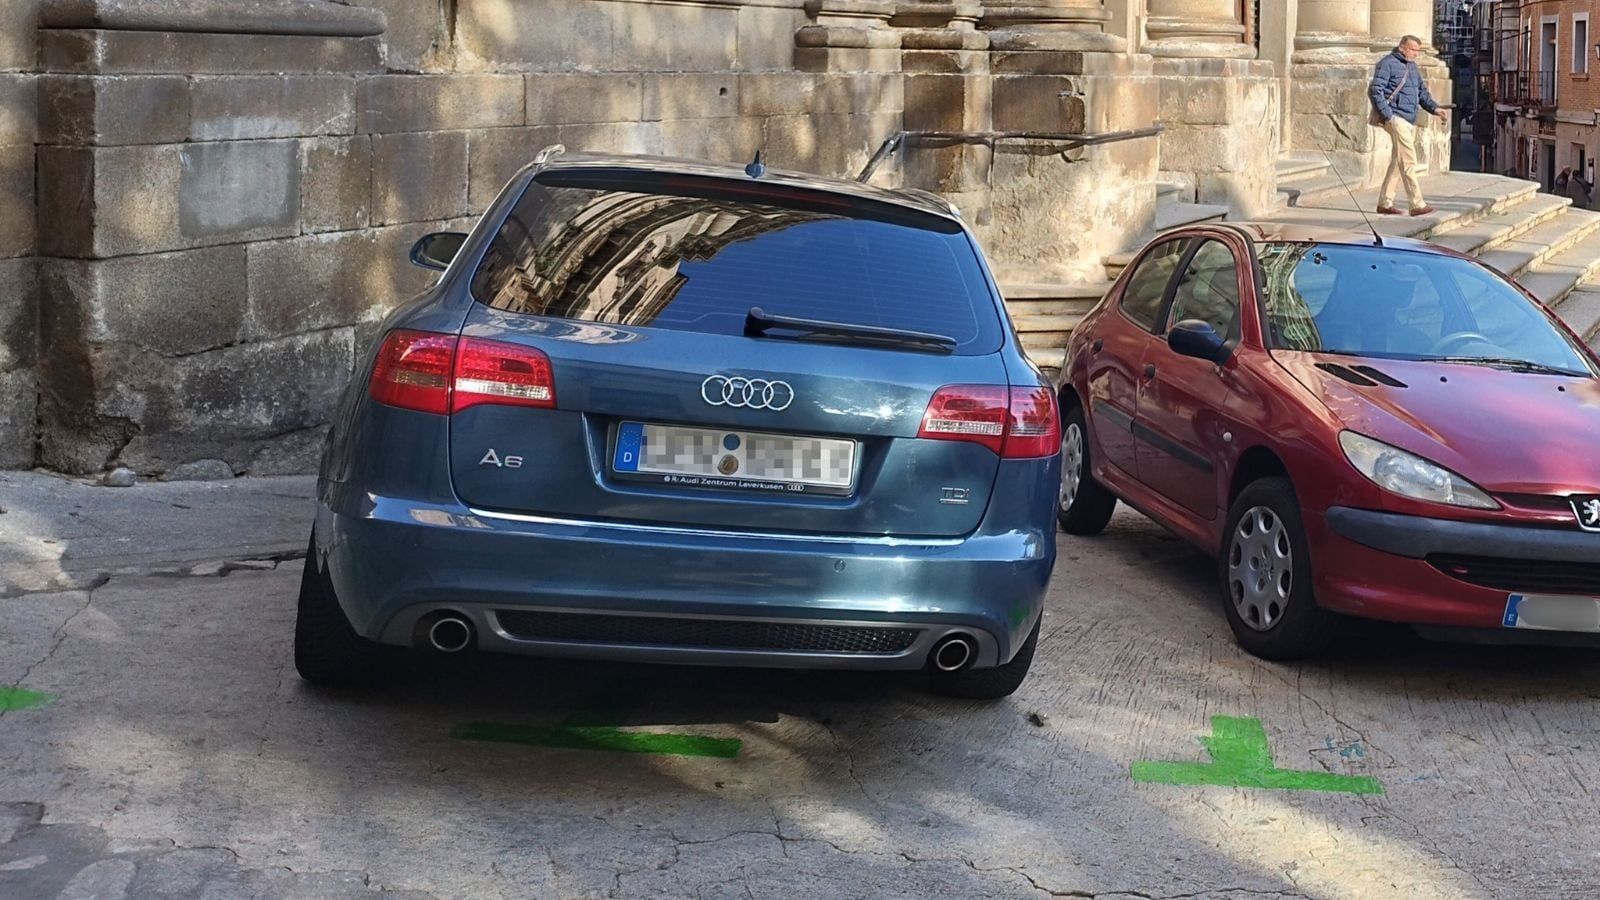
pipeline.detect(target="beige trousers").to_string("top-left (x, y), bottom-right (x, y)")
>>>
top-left (1378, 116), bottom-right (1425, 210)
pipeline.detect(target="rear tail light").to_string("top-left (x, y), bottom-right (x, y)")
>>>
top-left (369, 330), bottom-right (456, 415)
top-left (369, 330), bottom-right (555, 415)
top-left (452, 336), bottom-right (555, 412)
top-left (918, 385), bottom-right (1061, 459)
top-left (1002, 386), bottom-right (1061, 459)
top-left (919, 386), bottom-right (1008, 455)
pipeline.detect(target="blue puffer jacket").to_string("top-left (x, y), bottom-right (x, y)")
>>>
top-left (1369, 50), bottom-right (1438, 124)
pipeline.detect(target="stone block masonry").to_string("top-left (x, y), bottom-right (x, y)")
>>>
top-left (12, 0), bottom-right (1444, 474)
top-left (22, 0), bottom-right (912, 476)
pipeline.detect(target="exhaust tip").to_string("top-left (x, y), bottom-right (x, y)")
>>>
top-left (426, 615), bottom-right (473, 653)
top-left (931, 635), bottom-right (976, 672)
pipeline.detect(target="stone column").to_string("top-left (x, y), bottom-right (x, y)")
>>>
top-left (975, 0), bottom-right (1157, 284)
top-left (1294, 0), bottom-right (1372, 62)
top-left (980, 0), bottom-right (1125, 52)
top-left (1287, 0), bottom-right (1375, 179)
top-left (796, 0), bottom-right (903, 72)
top-left (1142, 1), bottom-right (1276, 216)
top-left (894, 2), bottom-right (993, 217)
top-left (1370, 0), bottom-right (1437, 61)
top-left (1145, 0), bottom-right (1254, 58)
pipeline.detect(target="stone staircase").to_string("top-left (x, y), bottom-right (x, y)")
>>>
top-left (1003, 181), bottom-right (1228, 371)
top-left (1002, 164), bottom-right (1600, 372)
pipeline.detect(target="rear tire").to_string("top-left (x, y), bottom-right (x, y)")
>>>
top-left (294, 537), bottom-right (392, 687)
top-left (1218, 478), bottom-right (1339, 660)
top-left (926, 617), bottom-right (1040, 700)
top-left (1057, 403), bottom-right (1117, 536)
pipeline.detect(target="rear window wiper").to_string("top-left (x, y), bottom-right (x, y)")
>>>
top-left (744, 307), bottom-right (957, 354)
top-left (1434, 356), bottom-right (1583, 376)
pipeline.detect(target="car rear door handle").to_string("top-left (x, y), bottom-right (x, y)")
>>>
top-left (1143, 363), bottom-right (1157, 379)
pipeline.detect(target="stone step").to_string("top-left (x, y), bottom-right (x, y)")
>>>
top-left (1025, 347), bottom-right (1066, 372)
top-left (1551, 287), bottom-right (1600, 341)
top-left (1000, 281), bottom-right (1110, 301)
top-left (1006, 297), bottom-right (1099, 317)
top-left (1277, 172), bottom-right (1356, 209)
top-left (1103, 251), bottom-right (1135, 282)
top-left (1155, 200), bottom-right (1229, 231)
top-left (1020, 333), bottom-right (1074, 354)
top-left (1513, 229), bottom-right (1600, 306)
top-left (1156, 180), bottom-right (1193, 203)
top-left (1424, 194), bottom-right (1570, 256)
top-left (1298, 173), bottom-right (1538, 235)
top-left (1013, 311), bottom-right (1086, 331)
top-left (1275, 154), bottom-right (1333, 183)
top-left (1476, 209), bottom-right (1600, 279)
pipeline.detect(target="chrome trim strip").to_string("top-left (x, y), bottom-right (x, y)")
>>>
top-left (467, 507), bottom-right (965, 547)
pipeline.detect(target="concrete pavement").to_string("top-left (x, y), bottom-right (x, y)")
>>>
top-left (2, 475), bottom-right (1598, 898)
top-left (0, 471), bottom-right (314, 597)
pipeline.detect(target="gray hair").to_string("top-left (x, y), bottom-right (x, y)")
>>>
top-left (1398, 35), bottom-right (1424, 48)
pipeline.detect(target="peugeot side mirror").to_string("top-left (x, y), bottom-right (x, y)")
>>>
top-left (1168, 319), bottom-right (1229, 363)
top-left (409, 232), bottom-right (468, 271)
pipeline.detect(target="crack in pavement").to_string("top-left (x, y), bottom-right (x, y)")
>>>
top-left (0, 808), bottom-right (438, 899)
top-left (1271, 666), bottom-right (1399, 768)
top-left (0, 583), bottom-right (97, 722)
top-left (2, 552), bottom-right (301, 601)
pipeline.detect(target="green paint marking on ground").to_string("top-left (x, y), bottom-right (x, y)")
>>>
top-left (455, 722), bottom-right (742, 759)
top-left (0, 686), bottom-right (56, 712)
top-left (1132, 716), bottom-right (1383, 795)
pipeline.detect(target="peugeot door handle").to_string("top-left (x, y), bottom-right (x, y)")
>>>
top-left (1143, 363), bottom-right (1157, 379)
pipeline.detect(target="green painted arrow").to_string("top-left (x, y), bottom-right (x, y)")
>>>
top-left (1132, 715), bottom-right (1383, 795)
top-left (0, 685), bottom-right (56, 712)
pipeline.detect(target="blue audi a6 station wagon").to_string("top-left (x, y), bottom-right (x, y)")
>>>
top-left (296, 149), bottom-right (1060, 699)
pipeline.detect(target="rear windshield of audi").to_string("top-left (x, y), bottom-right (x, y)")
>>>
top-left (469, 169), bottom-right (1004, 355)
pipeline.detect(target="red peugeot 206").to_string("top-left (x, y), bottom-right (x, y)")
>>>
top-left (1053, 223), bottom-right (1600, 659)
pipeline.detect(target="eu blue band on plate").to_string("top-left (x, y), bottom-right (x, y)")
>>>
top-left (614, 422), bottom-right (644, 472)
top-left (1503, 594), bottom-right (1523, 628)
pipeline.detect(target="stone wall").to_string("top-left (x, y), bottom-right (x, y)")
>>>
top-left (28, 0), bottom-right (904, 476)
top-left (0, 0), bottom-right (41, 468)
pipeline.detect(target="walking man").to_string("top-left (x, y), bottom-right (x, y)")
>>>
top-left (1370, 35), bottom-right (1445, 216)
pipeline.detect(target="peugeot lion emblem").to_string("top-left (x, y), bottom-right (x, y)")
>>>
top-left (1575, 496), bottom-right (1600, 533)
top-left (701, 375), bottom-right (795, 411)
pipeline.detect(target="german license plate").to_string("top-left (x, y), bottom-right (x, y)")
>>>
top-left (1503, 594), bottom-right (1600, 632)
top-left (612, 422), bottom-right (857, 496)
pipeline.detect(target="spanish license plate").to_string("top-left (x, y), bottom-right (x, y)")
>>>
top-left (612, 421), bottom-right (857, 496)
top-left (1503, 594), bottom-right (1600, 632)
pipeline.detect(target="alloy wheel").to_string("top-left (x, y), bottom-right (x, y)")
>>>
top-left (1227, 506), bottom-right (1294, 632)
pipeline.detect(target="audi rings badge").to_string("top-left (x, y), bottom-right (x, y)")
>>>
top-left (701, 376), bottom-right (795, 411)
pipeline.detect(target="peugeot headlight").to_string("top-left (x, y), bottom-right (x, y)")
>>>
top-left (1338, 432), bottom-right (1499, 510)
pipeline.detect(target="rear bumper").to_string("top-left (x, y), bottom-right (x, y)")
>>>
top-left (1312, 506), bottom-right (1600, 629)
top-left (316, 486), bottom-right (1053, 671)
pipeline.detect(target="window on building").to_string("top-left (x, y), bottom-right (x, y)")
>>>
top-left (1576, 15), bottom-right (1590, 75)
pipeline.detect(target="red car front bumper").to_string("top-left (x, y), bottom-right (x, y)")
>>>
top-left (1309, 506), bottom-right (1600, 630)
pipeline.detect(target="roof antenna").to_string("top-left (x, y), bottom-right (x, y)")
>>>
top-left (745, 150), bottom-right (765, 179)
top-left (1321, 150), bottom-right (1384, 247)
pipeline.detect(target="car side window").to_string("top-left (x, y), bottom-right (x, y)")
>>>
top-left (1120, 238), bottom-right (1191, 330)
top-left (1166, 240), bottom-right (1242, 338)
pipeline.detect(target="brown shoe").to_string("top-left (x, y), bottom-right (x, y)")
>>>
top-left (1375, 206), bottom-right (1403, 215)
top-left (1409, 205), bottom-right (1436, 216)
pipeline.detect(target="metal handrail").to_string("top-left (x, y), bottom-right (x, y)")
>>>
top-left (856, 125), bottom-right (1165, 183)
